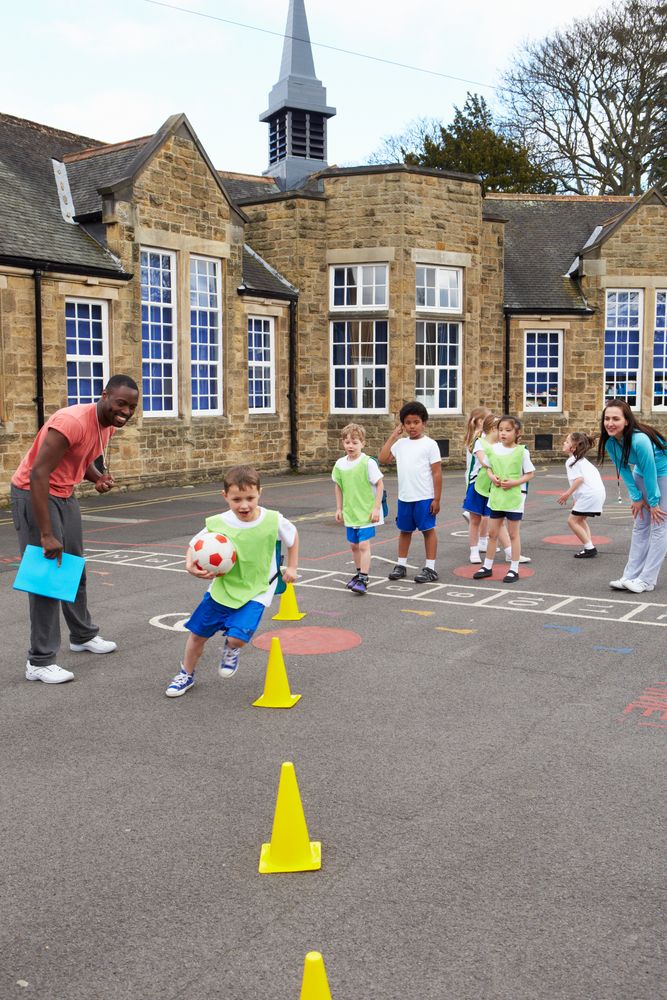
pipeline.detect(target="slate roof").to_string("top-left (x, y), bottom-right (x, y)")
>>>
top-left (242, 245), bottom-right (298, 299)
top-left (0, 113), bottom-right (128, 276)
top-left (219, 171), bottom-right (282, 204)
top-left (64, 138), bottom-right (151, 217)
top-left (484, 194), bottom-right (635, 312)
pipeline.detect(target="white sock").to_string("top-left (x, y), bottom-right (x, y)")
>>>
top-left (470, 547), bottom-right (480, 558)
top-left (479, 536), bottom-right (488, 548)
top-left (510, 560), bottom-right (520, 572)
top-left (425, 559), bottom-right (435, 570)
top-left (397, 556), bottom-right (408, 566)
top-left (484, 557), bottom-right (494, 569)
top-left (584, 541), bottom-right (595, 550)
top-left (504, 546), bottom-right (512, 559)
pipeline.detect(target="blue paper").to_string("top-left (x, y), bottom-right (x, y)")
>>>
top-left (13, 545), bottom-right (85, 602)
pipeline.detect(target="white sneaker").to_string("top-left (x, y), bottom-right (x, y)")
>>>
top-left (461, 510), bottom-right (471, 523)
top-left (609, 578), bottom-right (631, 591)
top-left (469, 553), bottom-right (482, 564)
top-left (623, 578), bottom-right (655, 594)
top-left (505, 553), bottom-right (532, 564)
top-left (25, 661), bottom-right (74, 684)
top-left (69, 636), bottom-right (117, 654)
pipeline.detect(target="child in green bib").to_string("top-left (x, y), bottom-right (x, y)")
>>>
top-left (165, 465), bottom-right (299, 698)
top-left (332, 423), bottom-right (385, 595)
top-left (473, 416), bottom-right (535, 584)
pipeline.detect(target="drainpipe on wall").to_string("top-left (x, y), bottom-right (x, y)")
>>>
top-left (287, 298), bottom-right (299, 470)
top-left (503, 309), bottom-right (511, 415)
top-left (33, 269), bottom-right (45, 429)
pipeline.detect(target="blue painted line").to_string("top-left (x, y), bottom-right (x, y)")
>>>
top-left (544, 624), bottom-right (582, 634)
top-left (593, 645), bottom-right (634, 654)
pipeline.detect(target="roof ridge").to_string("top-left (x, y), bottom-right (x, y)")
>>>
top-left (486, 193), bottom-right (636, 203)
top-left (0, 111), bottom-right (104, 147)
top-left (63, 136), bottom-right (152, 163)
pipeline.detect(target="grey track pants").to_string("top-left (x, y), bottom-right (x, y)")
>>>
top-left (10, 485), bottom-right (98, 666)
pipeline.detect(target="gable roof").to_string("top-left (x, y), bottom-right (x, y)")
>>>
top-left (64, 137), bottom-right (151, 218)
top-left (0, 112), bottom-right (128, 277)
top-left (484, 194), bottom-right (635, 312)
top-left (241, 244), bottom-right (298, 299)
top-left (218, 171), bottom-right (282, 204)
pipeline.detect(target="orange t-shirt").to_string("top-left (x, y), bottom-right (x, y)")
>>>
top-left (12, 403), bottom-right (114, 498)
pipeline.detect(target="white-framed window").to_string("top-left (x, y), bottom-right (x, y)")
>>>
top-left (415, 321), bottom-right (461, 412)
top-left (415, 265), bottom-right (462, 313)
top-left (65, 298), bottom-right (109, 405)
top-left (331, 320), bottom-right (388, 411)
top-left (524, 329), bottom-right (563, 410)
top-left (330, 264), bottom-right (387, 310)
top-left (190, 256), bottom-right (222, 416)
top-left (141, 248), bottom-right (177, 417)
top-left (248, 316), bottom-right (275, 412)
top-left (653, 290), bottom-right (667, 410)
top-left (604, 289), bottom-right (642, 407)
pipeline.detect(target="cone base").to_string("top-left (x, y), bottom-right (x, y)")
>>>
top-left (252, 692), bottom-right (301, 709)
top-left (271, 611), bottom-right (307, 621)
top-left (258, 840), bottom-right (322, 873)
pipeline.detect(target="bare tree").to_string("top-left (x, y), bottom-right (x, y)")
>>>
top-left (500, 0), bottom-right (667, 194)
top-left (366, 117), bottom-right (442, 165)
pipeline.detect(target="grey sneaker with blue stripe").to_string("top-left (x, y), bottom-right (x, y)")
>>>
top-left (165, 666), bottom-right (195, 698)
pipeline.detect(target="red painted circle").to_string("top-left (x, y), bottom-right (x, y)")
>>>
top-left (543, 534), bottom-right (610, 546)
top-left (453, 563), bottom-right (535, 579)
top-left (535, 490), bottom-right (563, 496)
top-left (253, 626), bottom-right (362, 655)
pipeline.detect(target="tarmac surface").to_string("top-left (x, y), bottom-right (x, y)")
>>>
top-left (1, 464), bottom-right (666, 1000)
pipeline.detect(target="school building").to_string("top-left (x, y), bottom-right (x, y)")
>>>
top-left (1, 0), bottom-right (666, 500)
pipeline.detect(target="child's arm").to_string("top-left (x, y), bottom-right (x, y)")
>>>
top-left (185, 546), bottom-right (216, 579)
top-left (282, 530), bottom-right (299, 584)
top-left (558, 477), bottom-right (584, 505)
top-left (430, 461), bottom-right (442, 515)
top-left (370, 477), bottom-right (384, 522)
top-left (378, 424), bottom-right (402, 464)
top-left (334, 483), bottom-right (344, 523)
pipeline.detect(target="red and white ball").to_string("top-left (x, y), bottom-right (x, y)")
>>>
top-left (189, 532), bottom-right (236, 575)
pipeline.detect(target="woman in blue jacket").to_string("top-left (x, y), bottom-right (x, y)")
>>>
top-left (598, 399), bottom-right (667, 593)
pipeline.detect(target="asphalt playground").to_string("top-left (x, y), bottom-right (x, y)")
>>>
top-left (1, 464), bottom-right (666, 1000)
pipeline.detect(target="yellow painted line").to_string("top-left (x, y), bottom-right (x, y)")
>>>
top-left (435, 627), bottom-right (476, 635)
top-left (402, 609), bottom-right (435, 617)
top-left (292, 510), bottom-right (337, 523)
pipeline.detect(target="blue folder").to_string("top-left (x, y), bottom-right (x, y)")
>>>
top-left (13, 545), bottom-right (85, 602)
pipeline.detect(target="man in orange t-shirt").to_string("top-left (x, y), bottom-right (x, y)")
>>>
top-left (11, 374), bottom-right (139, 684)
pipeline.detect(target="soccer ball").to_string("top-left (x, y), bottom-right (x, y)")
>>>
top-left (189, 532), bottom-right (236, 575)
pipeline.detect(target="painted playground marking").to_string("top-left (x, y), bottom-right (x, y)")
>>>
top-left (622, 682), bottom-right (667, 728)
top-left (85, 548), bottom-right (667, 629)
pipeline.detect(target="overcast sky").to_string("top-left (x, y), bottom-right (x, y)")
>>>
top-left (4, 0), bottom-right (611, 174)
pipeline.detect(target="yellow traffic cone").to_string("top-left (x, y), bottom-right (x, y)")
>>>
top-left (259, 762), bottom-right (321, 873)
top-left (272, 582), bottom-right (306, 621)
top-left (299, 951), bottom-right (332, 1000)
top-left (253, 636), bottom-right (301, 709)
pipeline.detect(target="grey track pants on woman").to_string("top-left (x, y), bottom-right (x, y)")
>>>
top-left (623, 473), bottom-right (667, 588)
top-left (11, 485), bottom-right (98, 666)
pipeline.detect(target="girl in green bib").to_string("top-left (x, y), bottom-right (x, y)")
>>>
top-left (473, 416), bottom-right (535, 584)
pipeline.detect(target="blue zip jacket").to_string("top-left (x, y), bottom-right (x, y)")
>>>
top-left (605, 432), bottom-right (667, 508)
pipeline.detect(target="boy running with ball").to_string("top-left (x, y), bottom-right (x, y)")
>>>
top-left (165, 466), bottom-right (298, 697)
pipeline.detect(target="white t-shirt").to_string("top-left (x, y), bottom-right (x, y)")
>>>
top-left (565, 456), bottom-right (606, 512)
top-left (189, 507), bottom-right (297, 608)
top-left (488, 442), bottom-right (535, 513)
top-left (390, 435), bottom-right (442, 501)
top-left (331, 455), bottom-right (384, 527)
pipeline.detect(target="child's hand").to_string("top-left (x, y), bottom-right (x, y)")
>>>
top-left (282, 566), bottom-right (297, 584)
top-left (429, 499), bottom-right (440, 515)
top-left (185, 549), bottom-right (216, 579)
top-left (489, 473), bottom-right (501, 487)
top-left (390, 423), bottom-right (403, 440)
top-left (335, 509), bottom-right (343, 523)
top-left (370, 507), bottom-right (381, 523)
top-left (557, 493), bottom-right (569, 506)
top-left (500, 479), bottom-right (517, 490)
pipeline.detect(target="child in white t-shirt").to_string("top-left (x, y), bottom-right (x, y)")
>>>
top-left (558, 432), bottom-right (606, 558)
top-left (378, 401), bottom-right (442, 583)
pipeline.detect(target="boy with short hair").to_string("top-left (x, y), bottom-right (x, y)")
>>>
top-left (165, 465), bottom-right (298, 697)
top-left (332, 422), bottom-right (385, 595)
top-left (378, 401), bottom-right (442, 583)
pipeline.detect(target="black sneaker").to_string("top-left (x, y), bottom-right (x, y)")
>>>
top-left (388, 564), bottom-right (407, 580)
top-left (574, 547), bottom-right (597, 559)
top-left (473, 566), bottom-right (493, 579)
top-left (414, 567), bottom-right (439, 584)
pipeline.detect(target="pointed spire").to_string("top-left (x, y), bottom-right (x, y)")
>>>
top-left (260, 0), bottom-right (336, 189)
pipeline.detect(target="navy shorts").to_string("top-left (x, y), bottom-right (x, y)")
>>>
top-left (489, 509), bottom-right (523, 522)
top-left (185, 592), bottom-right (265, 642)
top-left (396, 498), bottom-right (436, 533)
top-left (462, 481), bottom-right (491, 517)
top-left (346, 525), bottom-right (376, 544)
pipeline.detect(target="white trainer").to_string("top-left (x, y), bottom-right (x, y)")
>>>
top-left (25, 661), bottom-right (74, 684)
top-left (623, 578), bottom-right (655, 594)
top-left (505, 553), bottom-right (532, 563)
top-left (69, 636), bottom-right (117, 654)
top-left (609, 578), bottom-right (631, 591)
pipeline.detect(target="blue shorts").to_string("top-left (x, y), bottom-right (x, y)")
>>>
top-left (462, 482), bottom-right (491, 517)
top-left (346, 525), bottom-right (376, 544)
top-left (489, 509), bottom-right (523, 522)
top-left (396, 498), bottom-right (436, 533)
top-left (185, 592), bottom-right (265, 642)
